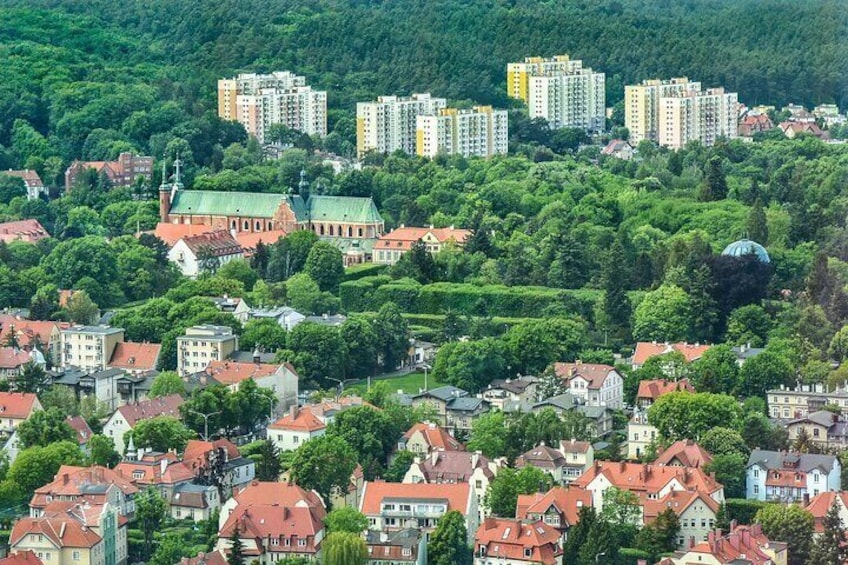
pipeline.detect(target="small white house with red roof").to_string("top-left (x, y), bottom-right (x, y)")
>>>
top-left (399, 422), bottom-right (465, 455)
top-left (267, 406), bottom-right (326, 452)
top-left (102, 394), bottom-right (183, 454)
top-left (168, 230), bottom-right (243, 278)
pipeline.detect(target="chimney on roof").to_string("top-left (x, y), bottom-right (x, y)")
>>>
top-left (62, 473), bottom-right (69, 485)
top-left (290, 405), bottom-right (298, 420)
top-left (484, 517), bottom-right (497, 530)
top-left (472, 451), bottom-right (480, 468)
top-left (160, 458), bottom-right (168, 477)
top-left (741, 527), bottom-right (751, 547)
top-left (59, 522), bottom-right (66, 539)
top-left (619, 460), bottom-right (626, 472)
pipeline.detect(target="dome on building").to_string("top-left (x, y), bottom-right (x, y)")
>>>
top-left (721, 238), bottom-right (770, 263)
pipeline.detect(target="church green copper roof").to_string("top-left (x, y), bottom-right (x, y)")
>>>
top-left (308, 195), bottom-right (383, 224)
top-left (169, 190), bottom-right (381, 224)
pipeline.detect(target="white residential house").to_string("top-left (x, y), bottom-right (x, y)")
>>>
top-left (60, 326), bottom-right (125, 371)
top-left (248, 307), bottom-right (306, 331)
top-left (102, 394), bottom-right (184, 454)
top-left (176, 325), bottom-right (238, 376)
top-left (746, 450), bottom-right (841, 502)
top-left (553, 362), bottom-right (623, 410)
top-left (267, 406), bottom-right (326, 452)
top-left (167, 230), bottom-right (243, 279)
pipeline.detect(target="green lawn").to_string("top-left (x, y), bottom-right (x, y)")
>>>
top-left (347, 371), bottom-right (444, 395)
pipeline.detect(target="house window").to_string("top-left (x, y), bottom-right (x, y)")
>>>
top-left (524, 548), bottom-right (532, 558)
top-left (297, 539), bottom-right (306, 547)
top-left (754, 485), bottom-right (759, 495)
top-left (753, 468), bottom-right (759, 478)
top-left (255, 221), bottom-right (261, 231)
top-left (243, 220), bottom-right (249, 230)
top-left (73, 551), bottom-right (81, 560)
top-left (231, 220), bottom-right (236, 230)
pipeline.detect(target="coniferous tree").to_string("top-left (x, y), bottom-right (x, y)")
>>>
top-left (808, 500), bottom-right (848, 564)
top-left (747, 198), bottom-right (769, 245)
top-left (698, 157), bottom-right (728, 201)
top-left (563, 506), bottom-right (597, 564)
top-left (686, 264), bottom-right (719, 342)
top-left (601, 239), bottom-right (631, 341)
top-left (228, 523), bottom-right (245, 565)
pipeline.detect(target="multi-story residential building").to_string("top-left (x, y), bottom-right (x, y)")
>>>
top-left (374, 225), bottom-right (470, 266)
top-left (516, 486), bottom-right (592, 542)
top-left (30, 465), bottom-right (138, 519)
top-left (364, 529), bottom-right (426, 565)
top-left (657, 523), bottom-right (787, 565)
top-left (553, 362), bottom-right (623, 409)
top-left (0, 551), bottom-right (44, 565)
top-left (636, 378), bottom-right (695, 408)
top-left (746, 450), bottom-right (840, 502)
top-left (474, 518), bottom-right (562, 565)
top-left (625, 78), bottom-right (737, 148)
top-left (183, 439), bottom-right (256, 498)
top-left (356, 94), bottom-right (447, 158)
top-left (416, 106), bottom-right (508, 158)
top-left (0, 347), bottom-right (38, 380)
top-left (571, 461), bottom-right (725, 512)
top-left (60, 327), bottom-right (124, 372)
top-left (507, 55), bottom-right (605, 132)
top-left (106, 343), bottom-right (161, 376)
top-left (102, 394), bottom-right (184, 454)
top-left (403, 451), bottom-right (497, 523)
top-left (267, 406), bottom-right (326, 452)
top-left (479, 376), bottom-right (538, 411)
top-left (625, 78), bottom-right (701, 144)
top-left (65, 152), bottom-right (153, 193)
top-left (11, 500), bottom-right (127, 565)
top-left (0, 315), bottom-right (68, 367)
top-left (217, 72), bottom-right (327, 143)
top-left (360, 481), bottom-right (478, 544)
top-left (516, 444), bottom-right (568, 484)
top-left (657, 87), bottom-right (738, 150)
top-left (1, 170), bottom-right (47, 200)
top-left (785, 410), bottom-right (848, 449)
top-left (557, 439), bottom-right (594, 483)
top-left (398, 422), bottom-right (464, 455)
top-left (410, 386), bottom-right (469, 426)
top-left (644, 489), bottom-right (720, 548)
top-left (446, 397), bottom-right (489, 435)
top-left (767, 383), bottom-right (848, 419)
top-left (530, 395), bottom-right (614, 438)
top-left (176, 326), bottom-right (238, 376)
top-left (654, 440), bottom-right (714, 469)
top-left (216, 482), bottom-right (326, 563)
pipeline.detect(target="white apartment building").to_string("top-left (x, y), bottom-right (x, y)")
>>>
top-left (356, 94), bottom-right (447, 157)
top-left (416, 107), bottom-right (508, 159)
top-left (60, 326), bottom-right (125, 371)
top-left (625, 78), bottom-right (701, 143)
top-left (625, 78), bottom-right (737, 148)
top-left (218, 72), bottom-right (327, 143)
top-left (508, 55), bottom-right (605, 132)
top-left (176, 325), bottom-right (238, 376)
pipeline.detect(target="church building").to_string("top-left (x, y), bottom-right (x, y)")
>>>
top-left (158, 160), bottom-right (384, 263)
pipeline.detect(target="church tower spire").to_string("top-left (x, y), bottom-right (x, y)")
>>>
top-left (159, 160), bottom-right (171, 223)
top-left (298, 168), bottom-right (310, 201)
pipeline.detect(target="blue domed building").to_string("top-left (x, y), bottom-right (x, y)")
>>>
top-left (721, 238), bottom-right (770, 263)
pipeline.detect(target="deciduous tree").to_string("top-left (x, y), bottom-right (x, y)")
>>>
top-left (289, 435), bottom-right (357, 508)
top-left (427, 510), bottom-right (470, 565)
top-left (754, 503), bottom-right (814, 565)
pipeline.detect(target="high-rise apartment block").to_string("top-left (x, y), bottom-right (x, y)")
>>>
top-left (217, 72), bottom-right (327, 143)
top-left (415, 107), bottom-right (508, 159)
top-left (625, 78), bottom-right (738, 148)
top-left (356, 94), bottom-right (446, 158)
top-left (507, 55), bottom-right (606, 132)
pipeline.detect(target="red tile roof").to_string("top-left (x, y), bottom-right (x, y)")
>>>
top-left (572, 461), bottom-right (723, 496)
top-left (181, 230), bottom-right (242, 257)
top-left (637, 378), bottom-right (695, 402)
top-left (152, 223), bottom-right (215, 247)
top-left (232, 481), bottom-right (326, 512)
top-left (359, 481), bottom-right (472, 515)
top-left (0, 347), bottom-right (33, 370)
top-left (0, 551), bottom-right (43, 565)
top-left (474, 518), bottom-right (562, 565)
top-left (0, 317), bottom-right (68, 349)
top-left (236, 230), bottom-right (288, 255)
top-left (268, 407), bottom-right (326, 433)
top-left (558, 439), bottom-right (592, 454)
top-left (804, 491), bottom-right (848, 533)
top-left (654, 440), bottom-right (714, 468)
top-left (677, 524), bottom-right (785, 565)
top-left (643, 489), bottom-right (720, 522)
top-left (203, 360), bottom-right (279, 386)
top-left (30, 465), bottom-right (139, 510)
top-left (113, 458), bottom-right (194, 487)
top-left (179, 551), bottom-right (228, 565)
top-left (413, 451), bottom-right (495, 483)
top-left (183, 438), bottom-right (240, 471)
top-left (553, 363), bottom-right (617, 389)
top-left (2, 169), bottom-right (43, 187)
top-left (11, 517), bottom-right (102, 549)
top-left (376, 226), bottom-right (470, 251)
top-left (0, 219), bottom-right (49, 243)
top-left (114, 394), bottom-right (183, 427)
top-left (404, 422), bottom-right (465, 452)
top-left (0, 392), bottom-right (39, 420)
top-left (632, 342), bottom-right (711, 366)
top-left (108, 342), bottom-right (161, 371)
top-left (516, 487), bottom-right (592, 528)
top-left (66, 416), bottom-right (92, 446)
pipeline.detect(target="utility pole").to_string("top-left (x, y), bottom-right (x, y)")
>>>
top-left (187, 409), bottom-right (221, 441)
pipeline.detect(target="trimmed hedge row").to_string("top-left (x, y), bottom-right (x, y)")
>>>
top-left (724, 499), bottom-right (774, 524)
top-left (341, 278), bottom-right (602, 319)
top-left (342, 262), bottom-right (387, 282)
top-left (402, 313), bottom-right (536, 331)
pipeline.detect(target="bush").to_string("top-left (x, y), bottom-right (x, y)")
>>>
top-left (725, 499), bottom-right (773, 524)
top-left (343, 263), bottom-right (387, 282)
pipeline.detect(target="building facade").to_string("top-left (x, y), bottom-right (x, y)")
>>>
top-left (374, 226), bottom-right (470, 266)
top-left (767, 383), bottom-right (848, 419)
top-left (64, 153), bottom-right (152, 193)
top-left (176, 326), bottom-right (238, 376)
top-left (507, 56), bottom-right (604, 132)
top-left (357, 94), bottom-right (447, 158)
top-left (59, 327), bottom-right (124, 371)
top-left (553, 363), bottom-right (623, 409)
top-left (746, 450), bottom-right (840, 502)
top-left (218, 72), bottom-right (327, 143)
top-left (625, 78), bottom-right (737, 148)
top-left (416, 107), bottom-right (508, 158)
